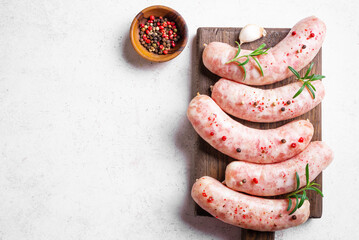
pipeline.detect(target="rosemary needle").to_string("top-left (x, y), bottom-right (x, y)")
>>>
top-left (226, 41), bottom-right (269, 81)
top-left (286, 164), bottom-right (323, 215)
top-left (288, 62), bottom-right (325, 99)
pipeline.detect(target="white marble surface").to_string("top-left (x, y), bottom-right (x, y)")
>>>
top-left (0, 0), bottom-right (358, 239)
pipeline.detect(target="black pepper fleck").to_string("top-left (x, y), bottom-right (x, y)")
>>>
top-left (302, 45), bottom-right (306, 49)
top-left (236, 148), bottom-right (241, 153)
top-left (281, 107), bottom-right (285, 111)
top-left (242, 179), bottom-right (247, 183)
top-left (292, 215), bottom-right (297, 220)
top-left (281, 139), bottom-right (286, 143)
top-left (286, 100), bottom-right (291, 105)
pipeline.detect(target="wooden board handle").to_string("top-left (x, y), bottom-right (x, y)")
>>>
top-left (241, 229), bottom-right (275, 240)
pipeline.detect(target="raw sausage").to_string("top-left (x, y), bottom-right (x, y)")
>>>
top-left (192, 176), bottom-right (310, 231)
top-left (202, 16), bottom-right (326, 85)
top-left (225, 141), bottom-right (333, 196)
top-left (212, 78), bottom-right (325, 122)
top-left (187, 94), bottom-right (313, 163)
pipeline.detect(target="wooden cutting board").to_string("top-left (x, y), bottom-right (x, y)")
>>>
top-left (192, 27), bottom-right (322, 240)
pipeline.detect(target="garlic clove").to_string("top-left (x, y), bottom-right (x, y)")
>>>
top-left (239, 24), bottom-right (267, 44)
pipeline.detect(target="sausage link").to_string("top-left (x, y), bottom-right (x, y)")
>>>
top-left (212, 78), bottom-right (325, 122)
top-left (192, 176), bottom-right (310, 231)
top-left (187, 95), bottom-right (314, 163)
top-left (202, 16), bottom-right (326, 85)
top-left (225, 141), bottom-right (333, 196)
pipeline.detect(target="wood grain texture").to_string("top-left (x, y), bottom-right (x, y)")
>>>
top-left (192, 27), bottom-right (322, 239)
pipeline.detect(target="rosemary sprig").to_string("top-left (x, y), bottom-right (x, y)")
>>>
top-left (226, 41), bottom-right (269, 81)
top-left (286, 164), bottom-right (323, 215)
top-left (288, 62), bottom-right (325, 99)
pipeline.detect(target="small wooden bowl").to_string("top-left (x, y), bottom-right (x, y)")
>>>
top-left (130, 5), bottom-right (188, 62)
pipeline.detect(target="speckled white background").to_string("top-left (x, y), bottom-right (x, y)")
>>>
top-left (0, 0), bottom-right (358, 239)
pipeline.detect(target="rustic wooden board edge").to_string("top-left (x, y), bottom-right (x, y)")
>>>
top-left (192, 27), bottom-right (323, 239)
